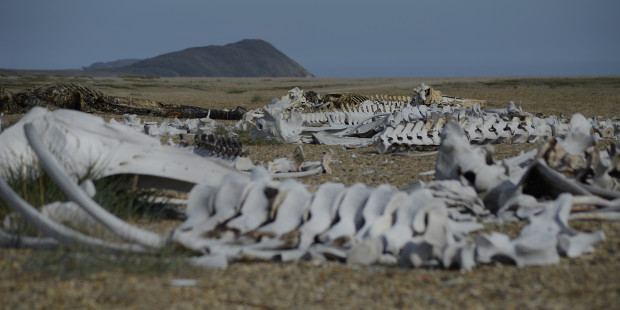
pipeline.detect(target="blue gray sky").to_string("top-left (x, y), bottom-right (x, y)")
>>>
top-left (1, 0), bottom-right (619, 77)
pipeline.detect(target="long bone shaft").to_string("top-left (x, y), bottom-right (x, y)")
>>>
top-left (0, 229), bottom-right (58, 250)
top-left (0, 176), bottom-right (148, 253)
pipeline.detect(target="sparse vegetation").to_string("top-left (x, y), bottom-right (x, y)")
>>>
top-left (0, 164), bottom-right (170, 239)
top-left (19, 246), bottom-right (199, 279)
top-left (1, 75), bottom-right (619, 309)
top-left (18, 75), bottom-right (52, 83)
top-left (226, 89), bottom-right (246, 94)
top-left (121, 75), bottom-right (160, 81)
top-left (481, 76), bottom-right (620, 88)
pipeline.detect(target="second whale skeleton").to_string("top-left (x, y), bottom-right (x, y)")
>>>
top-left (0, 107), bottom-right (618, 270)
top-left (247, 84), bottom-right (620, 153)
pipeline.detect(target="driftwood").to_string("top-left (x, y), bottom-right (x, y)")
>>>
top-left (0, 83), bottom-right (247, 120)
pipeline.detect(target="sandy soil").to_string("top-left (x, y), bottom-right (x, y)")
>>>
top-left (1, 76), bottom-right (619, 309)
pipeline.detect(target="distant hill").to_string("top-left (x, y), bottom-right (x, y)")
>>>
top-left (83, 58), bottom-right (141, 71)
top-left (105, 39), bottom-right (313, 77)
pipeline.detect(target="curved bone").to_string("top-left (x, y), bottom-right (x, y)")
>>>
top-left (1, 108), bottom-right (245, 186)
top-left (0, 229), bottom-right (58, 250)
top-left (225, 180), bottom-right (273, 233)
top-left (354, 184), bottom-right (397, 241)
top-left (0, 176), bottom-right (148, 253)
top-left (178, 184), bottom-right (217, 231)
top-left (255, 182), bottom-right (312, 236)
top-left (521, 159), bottom-right (591, 197)
top-left (24, 123), bottom-right (165, 249)
top-left (318, 183), bottom-right (371, 245)
top-left (297, 182), bottom-right (346, 248)
top-left (210, 176), bottom-right (249, 221)
top-left (367, 191), bottom-right (410, 239)
top-left (475, 232), bottom-right (518, 265)
top-left (382, 189), bottom-right (434, 254)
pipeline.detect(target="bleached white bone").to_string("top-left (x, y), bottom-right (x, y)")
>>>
top-left (317, 183), bottom-right (370, 245)
top-left (0, 108), bottom-right (244, 186)
top-left (297, 183), bottom-right (346, 249)
top-left (190, 174), bottom-right (249, 235)
top-left (441, 236), bottom-right (476, 270)
top-left (382, 189), bottom-right (434, 254)
top-left (312, 131), bottom-right (374, 147)
top-left (255, 181), bottom-right (312, 236)
top-left (477, 194), bottom-right (606, 267)
top-left (367, 191), bottom-right (410, 239)
top-left (225, 180), bottom-right (273, 233)
top-left (354, 184), bottom-right (397, 242)
top-left (346, 237), bottom-right (383, 266)
top-left (25, 123), bottom-right (166, 249)
top-left (178, 184), bottom-right (217, 231)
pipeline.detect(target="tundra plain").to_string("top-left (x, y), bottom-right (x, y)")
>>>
top-left (1, 75), bottom-right (619, 309)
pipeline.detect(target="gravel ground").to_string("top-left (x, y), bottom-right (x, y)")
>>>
top-left (1, 76), bottom-right (619, 309)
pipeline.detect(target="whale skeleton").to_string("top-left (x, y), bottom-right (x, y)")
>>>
top-left (0, 107), bottom-right (618, 270)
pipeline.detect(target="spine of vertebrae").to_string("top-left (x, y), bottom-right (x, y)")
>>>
top-left (299, 100), bottom-right (407, 126)
top-left (172, 172), bottom-right (487, 268)
top-left (378, 104), bottom-right (619, 154)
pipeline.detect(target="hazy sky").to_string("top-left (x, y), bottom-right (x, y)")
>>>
top-left (1, 0), bottom-right (619, 77)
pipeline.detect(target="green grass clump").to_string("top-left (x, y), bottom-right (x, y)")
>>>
top-left (18, 75), bottom-right (52, 83)
top-left (0, 164), bottom-right (194, 278)
top-left (226, 89), bottom-right (246, 94)
top-left (251, 94), bottom-right (263, 103)
top-left (234, 125), bottom-right (283, 146)
top-left (0, 165), bottom-right (170, 238)
top-left (0, 166), bottom-right (68, 236)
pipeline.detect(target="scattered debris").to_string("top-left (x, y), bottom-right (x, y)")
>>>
top-left (0, 104), bottom-right (617, 270)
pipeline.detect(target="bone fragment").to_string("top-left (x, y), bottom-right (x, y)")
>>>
top-left (347, 238), bottom-right (383, 266)
top-left (0, 229), bottom-right (58, 250)
top-left (188, 253), bottom-right (228, 269)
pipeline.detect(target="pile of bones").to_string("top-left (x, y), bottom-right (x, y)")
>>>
top-left (0, 83), bottom-right (619, 270)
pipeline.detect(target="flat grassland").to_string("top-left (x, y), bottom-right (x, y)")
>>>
top-left (1, 75), bottom-right (619, 309)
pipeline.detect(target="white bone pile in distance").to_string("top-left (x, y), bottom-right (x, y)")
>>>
top-left (248, 87), bottom-right (620, 153)
top-left (1, 107), bottom-right (617, 270)
top-left (378, 102), bottom-right (619, 153)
